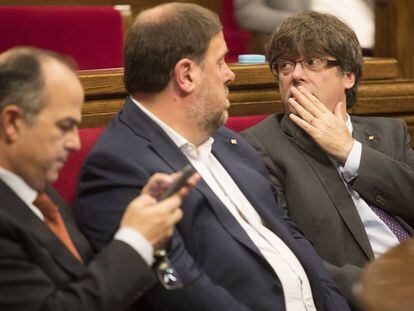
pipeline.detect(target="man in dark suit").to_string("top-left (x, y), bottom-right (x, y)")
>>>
top-left (74, 3), bottom-right (350, 310)
top-left (242, 11), bottom-right (414, 308)
top-left (0, 47), bottom-right (195, 311)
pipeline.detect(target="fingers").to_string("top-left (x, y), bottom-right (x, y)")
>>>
top-left (142, 172), bottom-right (174, 197)
top-left (121, 194), bottom-right (183, 246)
top-left (129, 193), bottom-right (157, 208)
top-left (290, 86), bottom-right (328, 117)
top-left (288, 97), bottom-right (318, 127)
top-left (289, 113), bottom-right (317, 135)
top-left (177, 173), bottom-right (201, 198)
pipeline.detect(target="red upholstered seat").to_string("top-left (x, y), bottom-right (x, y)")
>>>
top-left (0, 6), bottom-right (124, 70)
top-left (224, 114), bottom-right (268, 132)
top-left (221, 0), bottom-right (251, 63)
top-left (53, 115), bottom-right (268, 205)
top-left (53, 127), bottom-right (104, 205)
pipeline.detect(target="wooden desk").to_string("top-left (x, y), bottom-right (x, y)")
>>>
top-left (78, 58), bottom-right (414, 144)
top-left (357, 238), bottom-right (414, 311)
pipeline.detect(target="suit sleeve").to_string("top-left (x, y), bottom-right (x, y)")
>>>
top-left (352, 119), bottom-right (414, 227)
top-left (0, 215), bottom-right (156, 311)
top-left (74, 150), bottom-right (254, 311)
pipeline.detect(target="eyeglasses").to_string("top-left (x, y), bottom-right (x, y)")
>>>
top-left (272, 58), bottom-right (340, 75)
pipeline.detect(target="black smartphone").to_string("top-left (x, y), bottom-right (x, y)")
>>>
top-left (159, 164), bottom-right (197, 200)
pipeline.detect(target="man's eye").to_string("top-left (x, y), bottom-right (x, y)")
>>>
top-left (279, 62), bottom-right (293, 70)
top-left (58, 122), bottom-right (75, 132)
top-left (305, 59), bottom-right (322, 67)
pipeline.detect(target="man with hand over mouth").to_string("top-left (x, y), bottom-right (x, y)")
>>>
top-left (242, 11), bottom-right (414, 309)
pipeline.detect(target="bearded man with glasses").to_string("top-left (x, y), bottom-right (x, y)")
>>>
top-left (242, 11), bottom-right (414, 310)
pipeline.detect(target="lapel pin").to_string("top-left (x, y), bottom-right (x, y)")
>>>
top-left (368, 135), bottom-right (375, 141)
top-left (230, 139), bottom-right (237, 145)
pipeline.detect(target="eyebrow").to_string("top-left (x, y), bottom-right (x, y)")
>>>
top-left (219, 49), bottom-right (229, 61)
top-left (57, 117), bottom-right (80, 127)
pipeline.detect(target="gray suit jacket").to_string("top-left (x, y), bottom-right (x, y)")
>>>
top-left (242, 113), bottom-right (414, 306)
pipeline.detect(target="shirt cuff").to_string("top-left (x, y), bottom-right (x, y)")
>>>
top-left (340, 140), bottom-right (362, 183)
top-left (114, 227), bottom-right (154, 266)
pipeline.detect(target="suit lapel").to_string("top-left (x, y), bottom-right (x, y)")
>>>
top-left (352, 117), bottom-right (385, 153)
top-left (281, 114), bottom-right (374, 259)
top-left (0, 181), bottom-right (86, 276)
top-left (120, 102), bottom-right (271, 260)
top-left (120, 98), bottom-right (189, 172)
top-left (211, 130), bottom-right (303, 255)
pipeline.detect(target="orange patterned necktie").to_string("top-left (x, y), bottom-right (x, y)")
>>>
top-left (33, 192), bottom-right (82, 262)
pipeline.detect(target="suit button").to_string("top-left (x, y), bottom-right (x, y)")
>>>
top-left (375, 195), bottom-right (386, 206)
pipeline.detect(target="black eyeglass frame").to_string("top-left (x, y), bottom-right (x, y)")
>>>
top-left (271, 58), bottom-right (341, 75)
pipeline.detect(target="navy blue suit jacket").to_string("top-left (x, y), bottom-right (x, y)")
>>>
top-left (74, 97), bottom-right (350, 310)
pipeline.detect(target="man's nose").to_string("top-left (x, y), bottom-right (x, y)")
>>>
top-left (291, 61), bottom-right (306, 79)
top-left (224, 62), bottom-right (235, 84)
top-left (65, 128), bottom-right (81, 152)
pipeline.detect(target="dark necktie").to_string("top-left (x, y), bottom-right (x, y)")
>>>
top-left (370, 205), bottom-right (411, 242)
top-left (33, 192), bottom-right (82, 261)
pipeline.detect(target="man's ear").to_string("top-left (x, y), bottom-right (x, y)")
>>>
top-left (174, 58), bottom-right (197, 94)
top-left (0, 105), bottom-right (25, 142)
top-left (344, 71), bottom-right (356, 90)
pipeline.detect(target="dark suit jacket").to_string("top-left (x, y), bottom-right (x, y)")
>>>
top-left (74, 97), bottom-right (350, 311)
top-left (242, 112), bottom-right (414, 304)
top-left (0, 181), bottom-right (156, 311)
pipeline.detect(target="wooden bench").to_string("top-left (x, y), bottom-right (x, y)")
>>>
top-left (78, 58), bottom-right (414, 138)
top-left (54, 58), bottom-right (414, 204)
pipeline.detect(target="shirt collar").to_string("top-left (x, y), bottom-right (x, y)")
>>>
top-left (345, 114), bottom-right (353, 134)
top-left (130, 95), bottom-right (215, 159)
top-left (0, 167), bottom-right (37, 207)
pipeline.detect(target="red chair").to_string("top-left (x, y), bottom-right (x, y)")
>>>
top-left (221, 0), bottom-right (251, 63)
top-left (0, 6), bottom-right (124, 70)
top-left (225, 114), bottom-right (268, 132)
top-left (53, 127), bottom-right (104, 205)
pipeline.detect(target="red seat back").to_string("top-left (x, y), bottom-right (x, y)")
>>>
top-left (221, 0), bottom-right (251, 62)
top-left (0, 6), bottom-right (124, 69)
top-left (53, 128), bottom-right (104, 205)
top-left (225, 114), bottom-right (268, 132)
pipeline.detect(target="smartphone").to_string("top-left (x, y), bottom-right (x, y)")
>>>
top-left (159, 164), bottom-right (197, 200)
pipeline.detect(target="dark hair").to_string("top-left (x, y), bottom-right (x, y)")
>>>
top-left (124, 2), bottom-right (222, 94)
top-left (0, 47), bottom-right (75, 123)
top-left (267, 11), bottom-right (363, 108)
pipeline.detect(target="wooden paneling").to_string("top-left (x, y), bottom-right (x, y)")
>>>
top-left (78, 58), bottom-right (414, 146)
top-left (375, 0), bottom-right (414, 79)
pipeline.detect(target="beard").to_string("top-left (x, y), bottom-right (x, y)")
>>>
top-left (189, 82), bottom-right (228, 137)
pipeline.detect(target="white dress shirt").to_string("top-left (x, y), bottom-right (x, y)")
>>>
top-left (132, 96), bottom-right (316, 311)
top-left (330, 116), bottom-right (399, 258)
top-left (0, 167), bottom-right (154, 265)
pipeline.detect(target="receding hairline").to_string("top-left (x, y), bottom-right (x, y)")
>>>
top-left (134, 2), bottom-right (220, 27)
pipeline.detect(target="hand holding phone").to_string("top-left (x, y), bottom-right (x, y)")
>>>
top-left (160, 164), bottom-right (197, 200)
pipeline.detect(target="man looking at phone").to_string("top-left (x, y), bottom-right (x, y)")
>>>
top-left (0, 47), bottom-right (196, 311)
top-left (74, 3), bottom-right (349, 310)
